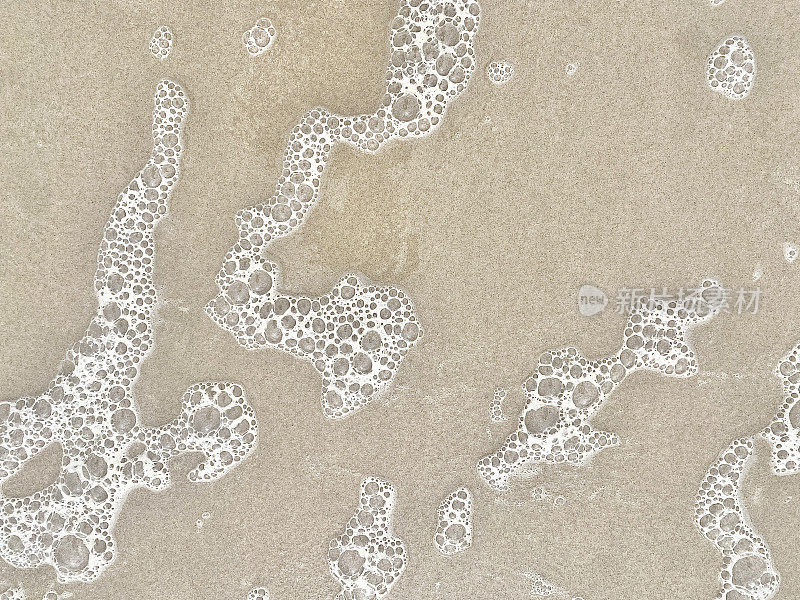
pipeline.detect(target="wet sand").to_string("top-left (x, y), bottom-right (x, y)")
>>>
top-left (2, 0), bottom-right (800, 598)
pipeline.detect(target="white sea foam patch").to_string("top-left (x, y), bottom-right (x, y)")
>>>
top-left (246, 588), bottom-right (269, 600)
top-left (706, 35), bottom-right (755, 100)
top-left (206, 0), bottom-right (482, 419)
top-left (149, 26), bottom-right (173, 60)
top-left (327, 477), bottom-right (406, 600)
top-left (487, 60), bottom-right (514, 84)
top-left (478, 279), bottom-right (725, 491)
top-left (433, 487), bottom-right (473, 555)
top-left (783, 242), bottom-right (798, 264)
top-left (762, 342), bottom-right (800, 475)
top-left (695, 437), bottom-right (779, 600)
top-left (489, 388), bottom-right (508, 423)
top-left (0, 80), bottom-right (258, 584)
top-left (0, 588), bottom-right (72, 600)
top-left (243, 18), bottom-right (276, 56)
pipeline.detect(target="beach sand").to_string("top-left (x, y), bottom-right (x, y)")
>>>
top-left (2, 1), bottom-right (800, 598)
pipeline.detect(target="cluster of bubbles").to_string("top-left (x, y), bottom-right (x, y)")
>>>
top-left (207, 0), bottom-right (483, 418)
top-left (696, 246), bottom-right (800, 599)
top-left (433, 487), bottom-right (473, 555)
top-left (0, 590), bottom-right (71, 600)
top-left (489, 388), bottom-right (507, 423)
top-left (761, 342), bottom-right (800, 475)
top-left (206, 271), bottom-right (421, 419)
top-left (530, 486), bottom-right (565, 506)
top-left (783, 242), bottom-right (798, 264)
top-left (243, 18), bottom-right (276, 57)
top-left (524, 572), bottom-right (583, 600)
top-left (694, 437), bottom-right (779, 600)
top-left (0, 81), bottom-right (258, 585)
top-left (706, 35), bottom-right (755, 100)
top-left (528, 573), bottom-right (557, 597)
top-left (195, 510), bottom-right (212, 531)
top-left (246, 588), bottom-right (269, 600)
top-left (486, 60), bottom-right (513, 84)
top-left (327, 477), bottom-right (406, 600)
top-left (149, 26), bottom-right (173, 60)
top-left (477, 279), bottom-right (725, 490)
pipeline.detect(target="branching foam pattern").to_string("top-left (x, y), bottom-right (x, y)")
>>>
top-left (0, 80), bottom-right (258, 583)
top-left (327, 477), bottom-right (406, 600)
top-left (695, 438), bottom-right (779, 600)
top-left (206, 0), bottom-right (482, 419)
top-left (477, 280), bottom-right (724, 491)
top-left (433, 486), bottom-right (473, 555)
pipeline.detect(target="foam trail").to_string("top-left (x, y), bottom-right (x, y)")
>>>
top-left (477, 280), bottom-right (725, 490)
top-left (695, 437), bottom-right (779, 600)
top-left (762, 341), bottom-right (800, 474)
top-left (205, 0), bottom-right (482, 419)
top-left (0, 80), bottom-right (258, 584)
top-left (327, 477), bottom-right (406, 600)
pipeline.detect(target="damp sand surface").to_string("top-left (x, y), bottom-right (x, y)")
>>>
top-left (3, 1), bottom-right (800, 599)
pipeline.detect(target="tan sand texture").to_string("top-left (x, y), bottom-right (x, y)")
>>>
top-left (2, 0), bottom-right (800, 598)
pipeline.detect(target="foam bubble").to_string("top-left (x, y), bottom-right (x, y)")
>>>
top-left (243, 18), bottom-right (276, 57)
top-left (707, 35), bottom-right (755, 100)
top-left (328, 477), bottom-right (406, 600)
top-left (783, 242), bottom-right (798, 264)
top-left (433, 487), bottom-right (473, 555)
top-left (477, 279), bottom-right (725, 490)
top-left (487, 60), bottom-right (514, 84)
top-left (695, 437), bottom-right (779, 600)
top-left (207, 0), bottom-right (483, 418)
top-left (149, 26), bottom-right (173, 60)
top-left (752, 263), bottom-right (763, 282)
top-left (246, 588), bottom-right (269, 600)
top-left (0, 80), bottom-right (258, 584)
